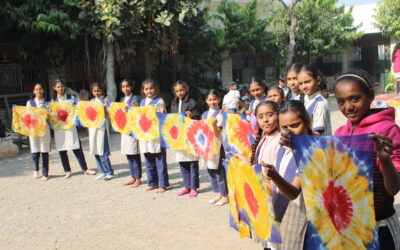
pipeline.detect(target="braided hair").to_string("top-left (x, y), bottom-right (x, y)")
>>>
top-left (249, 100), bottom-right (279, 164)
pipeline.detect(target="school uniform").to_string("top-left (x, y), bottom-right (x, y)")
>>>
top-left (289, 93), bottom-right (301, 101)
top-left (89, 97), bottom-right (114, 176)
top-left (268, 146), bottom-right (307, 250)
top-left (121, 95), bottom-right (142, 179)
top-left (27, 99), bottom-right (51, 177)
top-left (52, 95), bottom-right (88, 172)
top-left (254, 130), bottom-right (281, 166)
top-left (171, 97), bottom-right (200, 190)
top-left (199, 109), bottom-right (227, 196)
top-left (140, 96), bottom-right (169, 188)
top-left (304, 91), bottom-right (331, 135)
top-left (222, 90), bottom-right (240, 113)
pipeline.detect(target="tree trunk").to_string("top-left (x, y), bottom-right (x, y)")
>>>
top-left (106, 43), bottom-right (117, 102)
top-left (286, 13), bottom-right (297, 66)
top-left (84, 34), bottom-right (93, 83)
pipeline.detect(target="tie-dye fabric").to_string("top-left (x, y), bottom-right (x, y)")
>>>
top-left (12, 106), bottom-right (47, 137)
top-left (76, 101), bottom-right (105, 128)
top-left (48, 101), bottom-right (76, 130)
top-left (157, 113), bottom-right (186, 150)
top-left (129, 106), bottom-right (159, 141)
top-left (109, 102), bottom-right (131, 134)
top-left (227, 156), bottom-right (281, 242)
top-left (291, 134), bottom-right (378, 249)
top-left (184, 117), bottom-right (218, 159)
top-left (222, 113), bottom-right (257, 159)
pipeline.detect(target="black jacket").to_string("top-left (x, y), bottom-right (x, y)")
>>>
top-left (170, 97), bottom-right (200, 120)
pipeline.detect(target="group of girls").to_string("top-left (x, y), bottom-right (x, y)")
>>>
top-left (238, 64), bottom-right (400, 249)
top-left (26, 63), bottom-right (400, 248)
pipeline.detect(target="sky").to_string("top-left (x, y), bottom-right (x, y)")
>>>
top-left (337, 0), bottom-right (378, 6)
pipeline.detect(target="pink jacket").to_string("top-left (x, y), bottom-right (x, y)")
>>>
top-left (334, 108), bottom-right (400, 171)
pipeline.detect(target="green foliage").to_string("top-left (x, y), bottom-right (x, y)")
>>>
top-left (152, 9), bottom-right (224, 97)
top-left (384, 71), bottom-right (396, 92)
top-left (213, 0), bottom-right (275, 54)
top-left (294, 0), bottom-right (362, 62)
top-left (375, 0), bottom-right (400, 40)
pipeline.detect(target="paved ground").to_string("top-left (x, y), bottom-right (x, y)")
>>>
top-left (0, 96), bottom-right (398, 249)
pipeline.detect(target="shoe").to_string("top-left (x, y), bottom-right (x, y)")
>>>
top-left (123, 178), bottom-right (136, 186)
top-left (84, 169), bottom-right (96, 175)
top-left (208, 195), bottom-right (222, 204)
top-left (156, 187), bottom-right (166, 193)
top-left (41, 176), bottom-right (49, 182)
top-left (32, 171), bottom-right (39, 179)
top-left (188, 189), bottom-right (198, 198)
top-left (215, 197), bottom-right (229, 206)
top-left (95, 173), bottom-right (106, 180)
top-left (64, 172), bottom-right (72, 179)
top-left (146, 186), bottom-right (159, 191)
top-left (104, 175), bottom-right (114, 181)
top-left (131, 179), bottom-right (142, 188)
top-left (176, 188), bottom-right (190, 196)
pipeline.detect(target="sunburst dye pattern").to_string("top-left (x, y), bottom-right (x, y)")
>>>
top-left (223, 113), bottom-right (257, 159)
top-left (291, 134), bottom-right (378, 249)
top-left (157, 113), bottom-right (186, 150)
top-left (48, 101), bottom-right (76, 130)
top-left (76, 101), bottom-right (105, 128)
top-left (184, 117), bottom-right (218, 159)
top-left (12, 106), bottom-right (47, 137)
top-left (109, 102), bottom-right (131, 134)
top-left (227, 156), bottom-right (281, 242)
top-left (129, 106), bottom-right (159, 141)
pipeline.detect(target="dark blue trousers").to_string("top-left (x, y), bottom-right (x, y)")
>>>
top-left (127, 154), bottom-right (142, 179)
top-left (207, 162), bottom-right (228, 196)
top-left (94, 132), bottom-right (114, 175)
top-left (32, 152), bottom-right (49, 177)
top-left (144, 148), bottom-right (169, 188)
top-left (59, 140), bottom-right (88, 172)
top-left (179, 161), bottom-right (199, 190)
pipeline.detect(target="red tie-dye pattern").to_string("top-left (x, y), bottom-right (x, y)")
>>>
top-left (115, 108), bottom-right (127, 129)
top-left (85, 106), bottom-right (98, 121)
top-left (22, 113), bottom-right (38, 129)
top-left (139, 114), bottom-right (152, 133)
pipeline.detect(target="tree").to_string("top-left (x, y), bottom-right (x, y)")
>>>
top-left (274, 0), bottom-right (361, 65)
top-left (214, 0), bottom-right (275, 55)
top-left (70, 0), bottom-right (199, 101)
top-left (294, 0), bottom-right (362, 63)
top-left (375, 0), bottom-right (400, 40)
top-left (276, 0), bottom-right (301, 66)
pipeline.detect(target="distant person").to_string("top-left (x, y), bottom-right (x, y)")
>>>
top-left (267, 86), bottom-right (285, 106)
top-left (286, 63), bottom-right (304, 101)
top-left (392, 43), bottom-right (400, 73)
top-left (222, 82), bottom-right (240, 113)
top-left (278, 74), bottom-right (292, 100)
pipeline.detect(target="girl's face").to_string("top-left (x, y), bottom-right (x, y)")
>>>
top-left (53, 82), bottom-right (66, 96)
top-left (297, 71), bottom-right (320, 96)
top-left (268, 89), bottom-right (283, 105)
top-left (121, 81), bottom-right (132, 96)
top-left (279, 110), bottom-right (308, 135)
top-left (334, 80), bottom-right (373, 124)
top-left (279, 80), bottom-right (287, 88)
top-left (287, 70), bottom-right (300, 93)
top-left (249, 83), bottom-right (264, 99)
top-left (92, 86), bottom-right (103, 98)
top-left (143, 83), bottom-right (156, 98)
top-left (174, 84), bottom-right (188, 100)
top-left (206, 94), bottom-right (219, 109)
top-left (256, 104), bottom-right (278, 135)
top-left (33, 84), bottom-right (44, 99)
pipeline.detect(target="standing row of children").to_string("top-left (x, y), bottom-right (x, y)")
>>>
top-left (27, 63), bottom-right (400, 248)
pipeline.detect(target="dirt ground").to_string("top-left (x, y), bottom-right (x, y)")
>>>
top-left (0, 97), bottom-right (399, 250)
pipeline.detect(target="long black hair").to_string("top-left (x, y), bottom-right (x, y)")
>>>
top-left (299, 64), bottom-right (329, 99)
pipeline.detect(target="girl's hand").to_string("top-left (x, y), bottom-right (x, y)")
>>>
top-left (160, 103), bottom-right (167, 113)
top-left (260, 162), bottom-right (277, 180)
top-left (186, 111), bottom-right (193, 118)
top-left (369, 134), bottom-right (393, 160)
top-left (131, 100), bottom-right (137, 107)
top-left (279, 128), bottom-right (292, 148)
top-left (245, 110), bottom-right (252, 115)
